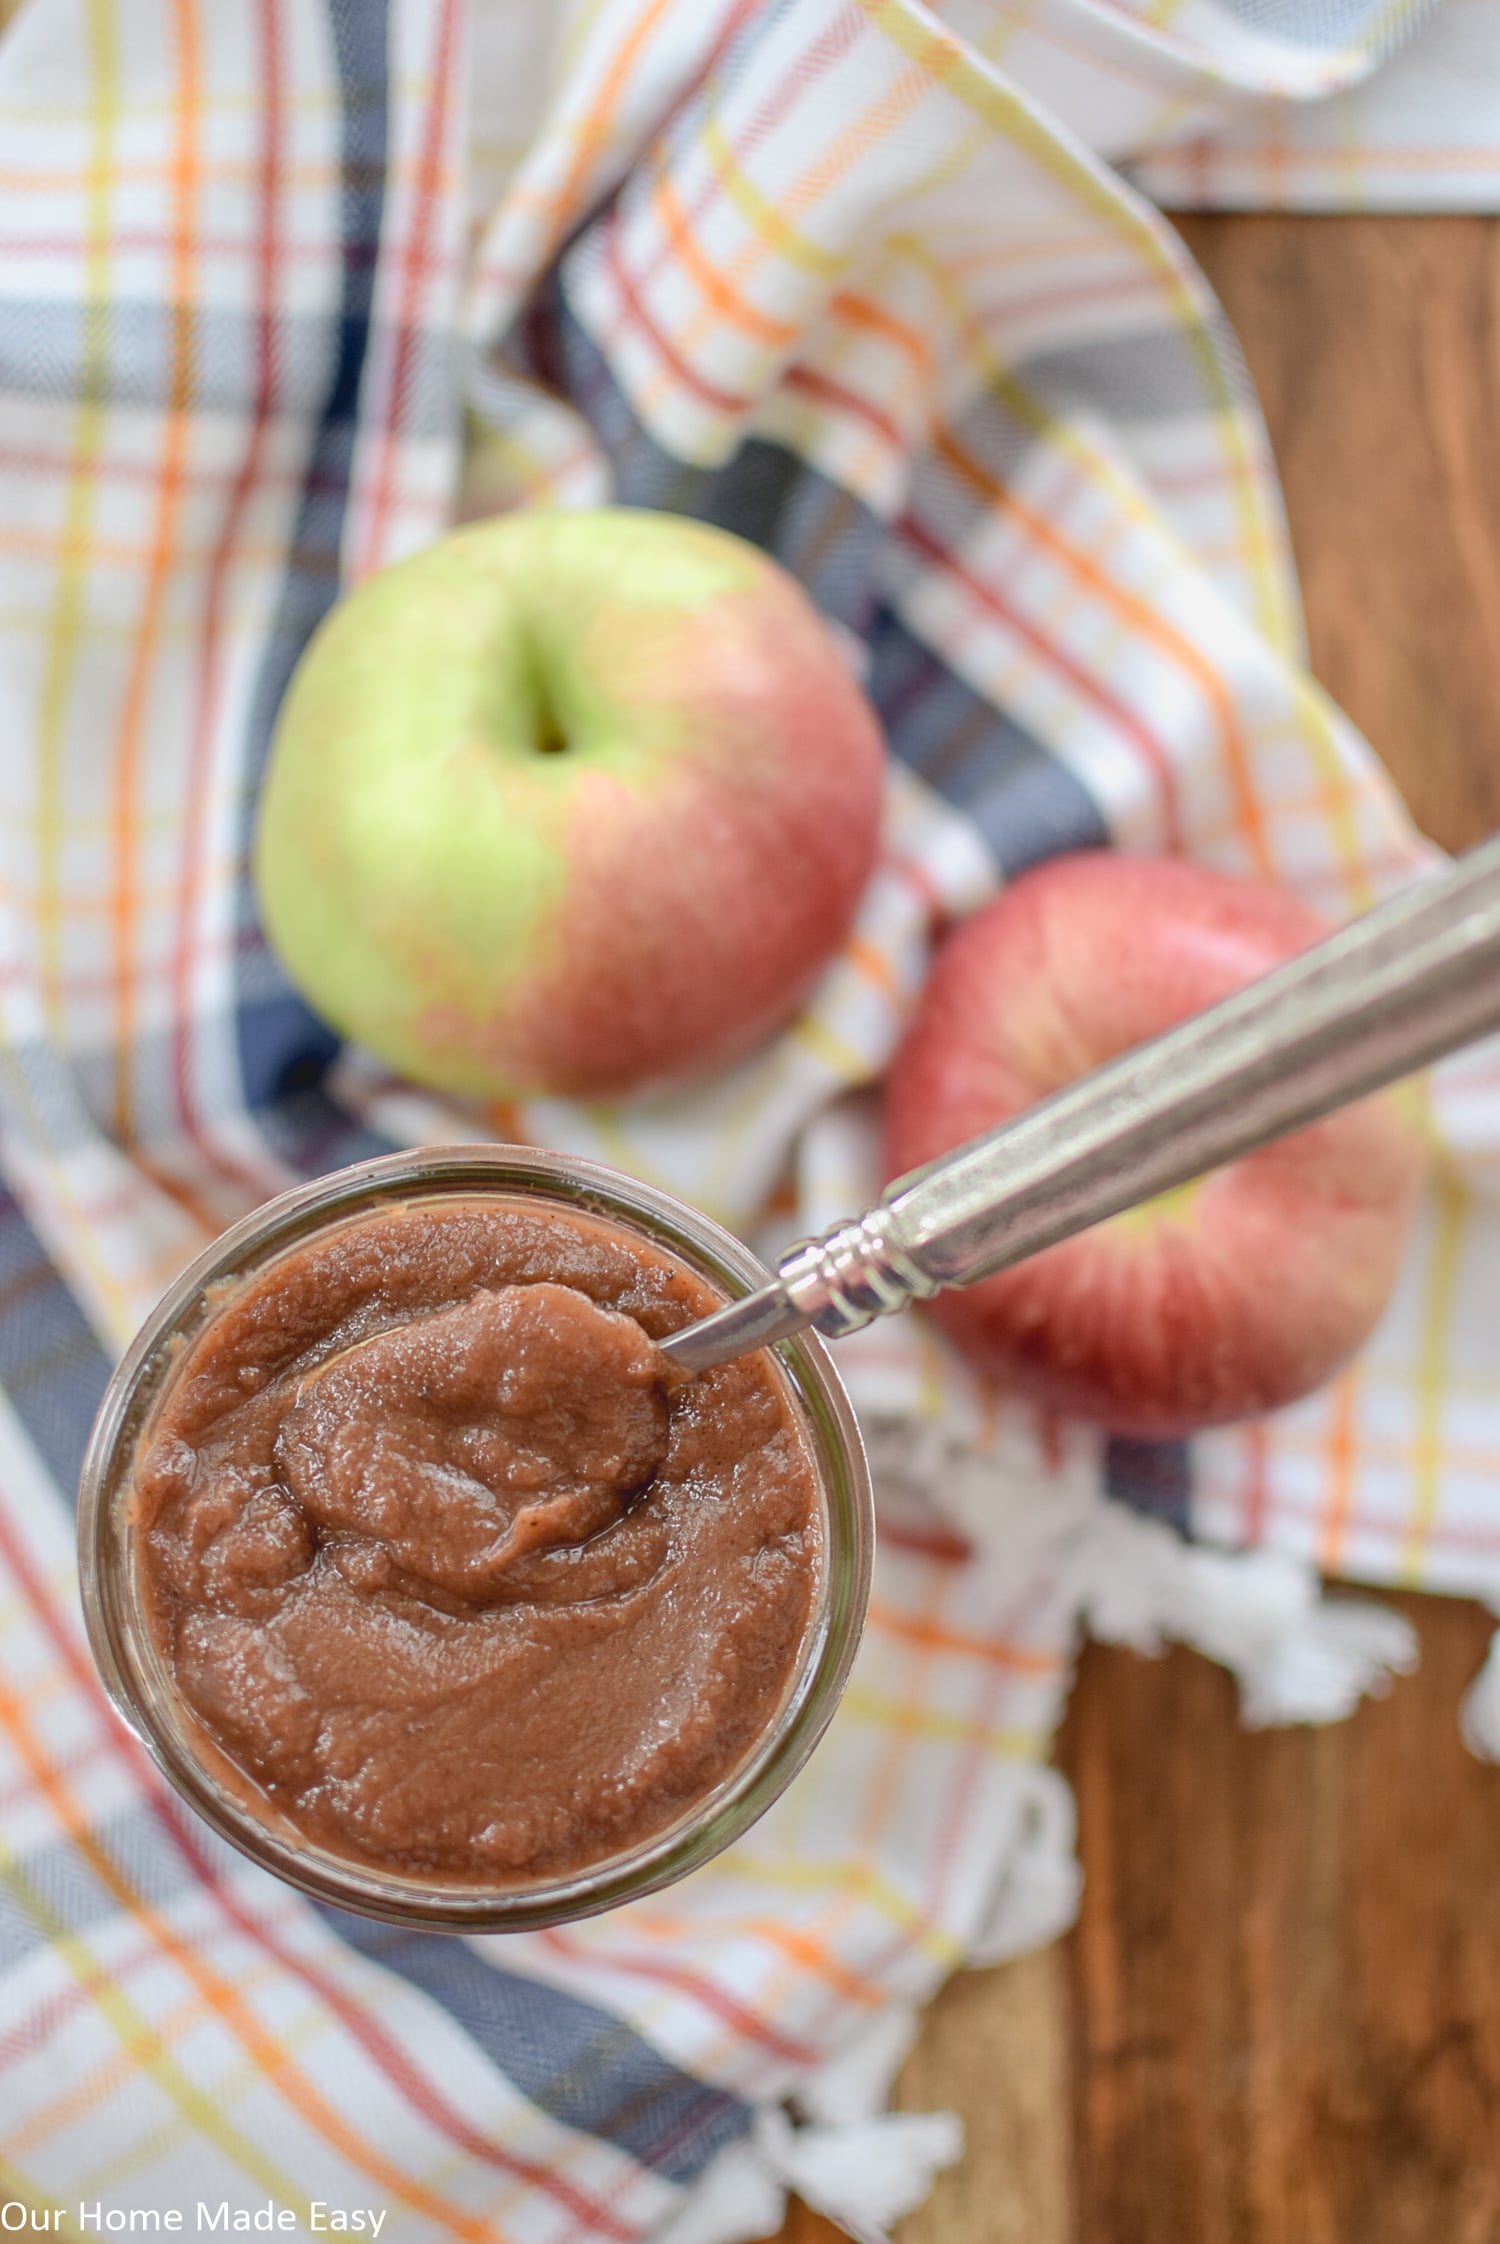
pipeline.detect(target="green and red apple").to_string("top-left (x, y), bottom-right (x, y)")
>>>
top-left (882, 853), bottom-right (1429, 1438)
top-left (254, 508), bottom-right (885, 1101)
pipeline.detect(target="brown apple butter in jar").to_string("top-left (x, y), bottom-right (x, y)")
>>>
top-left (128, 1192), bottom-right (825, 1888)
top-left (80, 1151), bottom-right (870, 1928)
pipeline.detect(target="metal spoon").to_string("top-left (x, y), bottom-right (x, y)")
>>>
top-left (659, 831), bottom-right (1500, 1375)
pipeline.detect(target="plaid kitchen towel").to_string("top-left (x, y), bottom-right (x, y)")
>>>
top-left (1129, 0), bottom-right (1500, 209)
top-left (5, 0), bottom-right (1500, 2239)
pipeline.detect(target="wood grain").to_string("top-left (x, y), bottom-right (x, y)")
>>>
top-left (1063, 1598), bottom-right (1500, 2244)
top-left (1177, 214), bottom-right (1500, 850)
top-left (775, 216), bottom-right (1500, 2244)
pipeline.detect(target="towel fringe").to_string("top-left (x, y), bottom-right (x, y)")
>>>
top-left (650, 2108), bottom-right (963, 2244)
top-left (1077, 1520), bottom-right (1421, 1726)
top-left (652, 1996), bottom-right (955, 2243)
top-left (1460, 1622), bottom-right (1500, 1759)
top-left (866, 1421), bottom-right (1419, 1727)
top-left (965, 1763), bottom-right (1083, 1967)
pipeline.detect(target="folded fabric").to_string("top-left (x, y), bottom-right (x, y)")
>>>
top-left (2, 2), bottom-right (1498, 2240)
top-left (1130, 0), bottom-right (1500, 209)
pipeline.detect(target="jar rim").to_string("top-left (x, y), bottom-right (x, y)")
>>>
top-left (77, 1144), bottom-right (874, 1930)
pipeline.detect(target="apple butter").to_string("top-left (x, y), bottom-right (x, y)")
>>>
top-left (130, 1198), bottom-right (823, 1883)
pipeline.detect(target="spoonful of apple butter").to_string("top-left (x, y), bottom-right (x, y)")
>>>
top-left (279, 1281), bottom-right (674, 1606)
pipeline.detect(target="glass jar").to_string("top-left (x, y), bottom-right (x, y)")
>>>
top-left (77, 1144), bottom-right (873, 1931)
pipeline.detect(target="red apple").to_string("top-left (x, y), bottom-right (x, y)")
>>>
top-left (882, 853), bottom-right (1428, 1437)
top-left (255, 509), bottom-right (885, 1101)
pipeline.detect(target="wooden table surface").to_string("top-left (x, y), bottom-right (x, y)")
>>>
top-left (778, 216), bottom-right (1500, 2244)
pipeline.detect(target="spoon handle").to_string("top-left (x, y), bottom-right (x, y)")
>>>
top-left (662, 834), bottom-right (1500, 1372)
top-left (888, 832), bottom-right (1500, 1281)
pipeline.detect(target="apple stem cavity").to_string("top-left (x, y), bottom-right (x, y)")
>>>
top-left (530, 663), bottom-right (569, 757)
